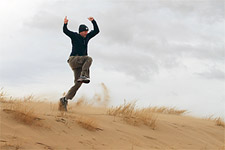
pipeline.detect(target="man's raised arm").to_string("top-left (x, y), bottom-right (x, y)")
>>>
top-left (87, 17), bottom-right (100, 39)
top-left (63, 16), bottom-right (74, 38)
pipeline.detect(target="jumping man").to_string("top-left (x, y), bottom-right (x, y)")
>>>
top-left (59, 16), bottom-right (100, 111)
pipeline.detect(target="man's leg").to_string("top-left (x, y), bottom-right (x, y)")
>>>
top-left (65, 68), bottom-right (82, 100)
top-left (81, 56), bottom-right (92, 78)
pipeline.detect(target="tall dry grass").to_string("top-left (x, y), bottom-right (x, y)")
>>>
top-left (143, 106), bottom-right (188, 115)
top-left (215, 117), bottom-right (225, 128)
top-left (107, 101), bottom-right (189, 129)
top-left (0, 89), bottom-right (42, 126)
top-left (108, 101), bottom-right (158, 129)
top-left (204, 115), bottom-right (225, 128)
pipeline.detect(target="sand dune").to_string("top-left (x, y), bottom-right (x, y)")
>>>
top-left (0, 93), bottom-right (224, 150)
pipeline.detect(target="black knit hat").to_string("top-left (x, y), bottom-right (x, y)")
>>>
top-left (79, 24), bottom-right (89, 33)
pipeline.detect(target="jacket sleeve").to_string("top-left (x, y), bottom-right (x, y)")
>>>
top-left (63, 23), bottom-right (74, 38)
top-left (87, 19), bottom-right (100, 39)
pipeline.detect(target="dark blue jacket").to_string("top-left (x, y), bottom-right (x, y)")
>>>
top-left (63, 20), bottom-right (100, 57)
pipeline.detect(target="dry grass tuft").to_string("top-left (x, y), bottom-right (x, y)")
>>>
top-left (215, 117), bottom-right (225, 128)
top-left (204, 115), bottom-right (225, 128)
top-left (0, 87), bottom-right (6, 101)
top-left (108, 101), bottom-right (157, 129)
top-left (0, 89), bottom-right (42, 126)
top-left (76, 116), bottom-right (100, 131)
top-left (143, 106), bottom-right (187, 115)
top-left (2, 103), bottom-right (42, 126)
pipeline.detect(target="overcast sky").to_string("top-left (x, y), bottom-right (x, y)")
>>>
top-left (0, 0), bottom-right (224, 118)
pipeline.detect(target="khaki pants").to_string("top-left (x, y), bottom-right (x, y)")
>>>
top-left (65, 55), bottom-right (93, 100)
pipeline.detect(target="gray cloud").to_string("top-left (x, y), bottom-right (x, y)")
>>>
top-left (93, 0), bottom-right (224, 80)
top-left (1, 0), bottom-right (224, 83)
top-left (24, 10), bottom-right (62, 31)
top-left (196, 67), bottom-right (225, 80)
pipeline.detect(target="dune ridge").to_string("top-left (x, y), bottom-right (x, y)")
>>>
top-left (0, 89), bottom-right (224, 150)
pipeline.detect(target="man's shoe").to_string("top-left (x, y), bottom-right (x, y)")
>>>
top-left (59, 97), bottom-right (68, 111)
top-left (77, 76), bottom-right (90, 84)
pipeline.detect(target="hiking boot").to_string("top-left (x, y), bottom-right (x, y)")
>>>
top-left (59, 97), bottom-right (68, 111)
top-left (77, 76), bottom-right (90, 84)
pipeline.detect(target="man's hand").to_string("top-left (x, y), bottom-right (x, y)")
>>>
top-left (64, 16), bottom-right (68, 24)
top-left (88, 17), bottom-right (94, 21)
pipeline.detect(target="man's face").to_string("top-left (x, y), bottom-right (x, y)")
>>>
top-left (80, 31), bottom-right (88, 38)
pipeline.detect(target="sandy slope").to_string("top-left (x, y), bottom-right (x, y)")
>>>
top-left (0, 100), bottom-right (224, 150)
